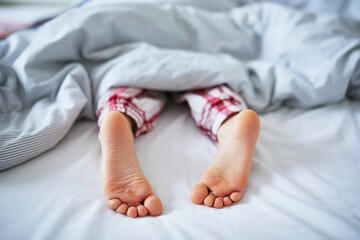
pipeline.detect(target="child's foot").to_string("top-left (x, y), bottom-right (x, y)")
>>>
top-left (191, 110), bottom-right (260, 208)
top-left (99, 111), bottom-right (162, 218)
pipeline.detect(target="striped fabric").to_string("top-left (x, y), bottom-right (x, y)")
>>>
top-left (97, 85), bottom-right (247, 141)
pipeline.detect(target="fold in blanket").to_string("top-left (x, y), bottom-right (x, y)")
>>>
top-left (0, 1), bottom-right (359, 170)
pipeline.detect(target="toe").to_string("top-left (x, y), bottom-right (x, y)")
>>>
top-left (230, 192), bottom-right (242, 202)
top-left (137, 205), bottom-right (148, 217)
top-left (223, 196), bottom-right (232, 206)
top-left (116, 203), bottom-right (128, 214)
top-left (204, 193), bottom-right (216, 207)
top-left (144, 194), bottom-right (162, 216)
top-left (191, 183), bottom-right (208, 204)
top-left (107, 199), bottom-right (121, 210)
top-left (213, 197), bottom-right (224, 208)
top-left (127, 206), bottom-right (138, 218)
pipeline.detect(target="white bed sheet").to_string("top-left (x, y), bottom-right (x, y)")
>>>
top-left (0, 99), bottom-right (359, 239)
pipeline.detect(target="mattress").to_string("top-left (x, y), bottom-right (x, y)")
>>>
top-left (1, 99), bottom-right (359, 239)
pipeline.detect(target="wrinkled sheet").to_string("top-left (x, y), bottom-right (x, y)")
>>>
top-left (0, 0), bottom-right (360, 169)
top-left (0, 99), bottom-right (359, 239)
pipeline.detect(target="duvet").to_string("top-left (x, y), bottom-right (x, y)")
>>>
top-left (0, 0), bottom-right (359, 170)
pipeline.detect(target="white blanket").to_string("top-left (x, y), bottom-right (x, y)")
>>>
top-left (0, 99), bottom-right (359, 239)
top-left (0, 0), bottom-right (359, 169)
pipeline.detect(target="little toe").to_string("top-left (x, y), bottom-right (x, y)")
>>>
top-left (213, 197), bottom-right (224, 208)
top-left (137, 205), bottom-right (148, 217)
top-left (127, 206), bottom-right (138, 218)
top-left (204, 193), bottom-right (216, 207)
top-left (191, 183), bottom-right (208, 204)
top-left (107, 199), bottom-right (121, 210)
top-left (230, 192), bottom-right (243, 202)
top-left (223, 197), bottom-right (232, 206)
top-left (144, 194), bottom-right (162, 216)
top-left (116, 203), bottom-right (128, 214)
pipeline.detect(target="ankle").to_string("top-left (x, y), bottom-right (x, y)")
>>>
top-left (98, 112), bottom-right (137, 160)
top-left (100, 111), bottom-right (134, 137)
top-left (217, 113), bottom-right (237, 143)
top-left (217, 110), bottom-right (260, 144)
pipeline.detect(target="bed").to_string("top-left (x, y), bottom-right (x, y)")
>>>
top-left (1, 0), bottom-right (360, 239)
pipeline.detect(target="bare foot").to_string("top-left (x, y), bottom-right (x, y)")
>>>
top-left (99, 111), bottom-right (162, 218)
top-left (191, 109), bottom-right (260, 208)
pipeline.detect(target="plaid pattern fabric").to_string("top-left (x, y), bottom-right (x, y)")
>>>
top-left (97, 87), bottom-right (166, 136)
top-left (178, 85), bottom-right (247, 141)
top-left (97, 85), bottom-right (247, 141)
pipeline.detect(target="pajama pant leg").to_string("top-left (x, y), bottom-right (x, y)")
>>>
top-left (97, 87), bottom-right (166, 137)
top-left (178, 85), bottom-right (247, 142)
top-left (97, 85), bottom-right (247, 141)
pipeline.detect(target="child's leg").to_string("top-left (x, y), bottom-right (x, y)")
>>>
top-left (179, 85), bottom-right (260, 208)
top-left (97, 87), bottom-right (166, 217)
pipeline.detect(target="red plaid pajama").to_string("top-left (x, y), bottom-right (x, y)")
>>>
top-left (97, 85), bottom-right (247, 141)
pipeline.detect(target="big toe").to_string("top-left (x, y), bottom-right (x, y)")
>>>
top-left (191, 183), bottom-right (208, 204)
top-left (144, 194), bottom-right (162, 216)
top-left (230, 191), bottom-right (243, 202)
